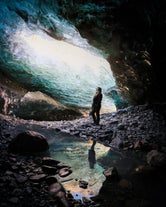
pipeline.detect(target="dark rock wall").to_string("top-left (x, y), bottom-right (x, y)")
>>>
top-left (58, 0), bottom-right (166, 105)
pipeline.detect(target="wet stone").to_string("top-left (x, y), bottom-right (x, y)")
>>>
top-left (42, 165), bottom-right (58, 175)
top-left (78, 180), bottom-right (88, 189)
top-left (103, 167), bottom-right (119, 182)
top-left (15, 174), bottom-right (28, 183)
top-left (46, 176), bottom-right (58, 185)
top-left (12, 188), bottom-right (22, 196)
top-left (9, 197), bottom-right (19, 204)
top-left (58, 167), bottom-right (72, 178)
top-left (49, 182), bottom-right (63, 195)
top-left (42, 157), bottom-right (60, 166)
top-left (29, 174), bottom-right (47, 182)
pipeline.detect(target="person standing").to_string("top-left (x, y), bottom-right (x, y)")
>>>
top-left (91, 87), bottom-right (102, 125)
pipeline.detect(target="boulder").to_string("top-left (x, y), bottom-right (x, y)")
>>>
top-left (78, 180), bottom-right (88, 189)
top-left (46, 176), bottom-right (58, 185)
top-left (103, 167), bottom-right (119, 182)
top-left (15, 91), bottom-right (82, 121)
top-left (8, 130), bottom-right (49, 154)
top-left (42, 165), bottom-right (58, 175)
top-left (42, 157), bottom-right (60, 166)
top-left (29, 174), bottom-right (47, 182)
top-left (147, 150), bottom-right (166, 167)
top-left (49, 182), bottom-right (63, 195)
top-left (58, 167), bottom-right (72, 178)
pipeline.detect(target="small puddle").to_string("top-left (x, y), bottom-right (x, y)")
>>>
top-left (49, 133), bottom-right (125, 199)
top-left (49, 132), bottom-right (144, 200)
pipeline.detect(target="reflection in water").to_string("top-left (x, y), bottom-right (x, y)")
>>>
top-left (50, 137), bottom-right (111, 198)
top-left (49, 133), bottom-right (142, 200)
top-left (88, 140), bottom-right (96, 169)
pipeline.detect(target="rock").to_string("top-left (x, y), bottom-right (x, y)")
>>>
top-left (16, 91), bottom-right (82, 121)
top-left (133, 140), bottom-right (143, 150)
top-left (49, 182), bottom-right (64, 195)
top-left (106, 88), bottom-right (128, 110)
top-left (42, 165), bottom-right (58, 175)
top-left (8, 130), bottom-right (49, 154)
top-left (78, 180), bottom-right (88, 189)
top-left (9, 197), bottom-right (19, 204)
top-left (58, 167), bottom-right (72, 178)
top-left (42, 157), bottom-right (60, 166)
top-left (110, 137), bottom-right (123, 149)
top-left (15, 174), bottom-right (28, 183)
top-left (126, 198), bottom-right (151, 207)
top-left (118, 178), bottom-right (132, 189)
top-left (56, 191), bottom-right (70, 207)
top-left (12, 188), bottom-right (22, 196)
top-left (117, 123), bottom-right (125, 130)
top-left (45, 176), bottom-right (58, 185)
top-left (103, 167), bottom-right (119, 182)
top-left (82, 197), bottom-right (92, 204)
top-left (29, 174), bottom-right (47, 182)
top-left (147, 150), bottom-right (166, 167)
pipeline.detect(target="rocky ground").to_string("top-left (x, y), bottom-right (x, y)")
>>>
top-left (0, 103), bottom-right (166, 207)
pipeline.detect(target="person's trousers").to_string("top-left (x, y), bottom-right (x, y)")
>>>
top-left (92, 108), bottom-right (100, 124)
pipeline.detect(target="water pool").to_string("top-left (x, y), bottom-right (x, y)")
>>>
top-left (49, 134), bottom-right (123, 199)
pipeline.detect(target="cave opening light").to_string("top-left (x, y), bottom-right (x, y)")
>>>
top-left (11, 28), bottom-right (116, 111)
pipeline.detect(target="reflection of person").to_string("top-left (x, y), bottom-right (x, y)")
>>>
top-left (88, 140), bottom-right (96, 169)
top-left (91, 87), bottom-right (102, 125)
